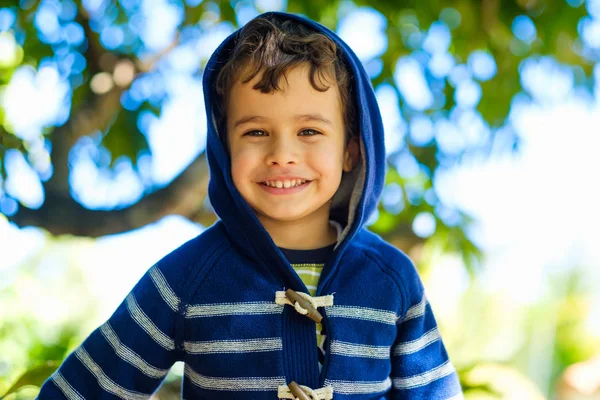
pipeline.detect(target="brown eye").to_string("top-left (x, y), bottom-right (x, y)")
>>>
top-left (299, 129), bottom-right (321, 136)
top-left (244, 130), bottom-right (267, 137)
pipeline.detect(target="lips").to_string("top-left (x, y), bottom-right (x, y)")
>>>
top-left (258, 179), bottom-right (311, 194)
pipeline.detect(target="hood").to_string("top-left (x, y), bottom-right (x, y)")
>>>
top-left (202, 11), bottom-right (386, 293)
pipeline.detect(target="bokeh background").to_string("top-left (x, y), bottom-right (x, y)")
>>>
top-left (1, 0), bottom-right (600, 398)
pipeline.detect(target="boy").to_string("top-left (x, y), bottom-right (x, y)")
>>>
top-left (38, 11), bottom-right (463, 400)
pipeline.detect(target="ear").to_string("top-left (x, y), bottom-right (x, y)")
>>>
top-left (343, 137), bottom-right (360, 172)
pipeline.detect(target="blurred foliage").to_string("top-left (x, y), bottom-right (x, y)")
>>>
top-left (514, 264), bottom-right (600, 395)
top-left (2, 362), bottom-right (61, 398)
top-left (0, 0), bottom-right (596, 278)
top-left (459, 362), bottom-right (546, 399)
top-left (0, 231), bottom-right (101, 396)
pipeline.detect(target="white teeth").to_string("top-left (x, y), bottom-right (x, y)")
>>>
top-left (263, 179), bottom-right (307, 188)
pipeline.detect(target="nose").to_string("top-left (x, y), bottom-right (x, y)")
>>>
top-left (265, 136), bottom-right (298, 166)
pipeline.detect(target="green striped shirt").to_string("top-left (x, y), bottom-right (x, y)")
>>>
top-left (290, 262), bottom-right (326, 362)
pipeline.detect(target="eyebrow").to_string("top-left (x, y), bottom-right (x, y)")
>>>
top-left (233, 113), bottom-right (333, 128)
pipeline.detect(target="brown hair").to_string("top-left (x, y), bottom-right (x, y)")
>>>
top-left (214, 14), bottom-right (356, 146)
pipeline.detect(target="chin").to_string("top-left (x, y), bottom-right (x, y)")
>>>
top-left (255, 208), bottom-right (311, 223)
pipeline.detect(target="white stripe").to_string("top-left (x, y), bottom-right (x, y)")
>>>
top-left (392, 327), bottom-right (440, 356)
top-left (184, 337), bottom-right (282, 354)
top-left (75, 347), bottom-right (149, 400)
top-left (184, 364), bottom-right (285, 391)
top-left (126, 293), bottom-right (175, 350)
top-left (294, 269), bottom-right (322, 277)
top-left (326, 305), bottom-right (398, 325)
top-left (186, 302), bottom-right (284, 318)
top-left (330, 340), bottom-right (390, 359)
top-left (275, 292), bottom-right (333, 308)
top-left (100, 322), bottom-right (169, 379)
top-left (52, 372), bottom-right (84, 400)
top-left (392, 360), bottom-right (456, 389)
top-left (149, 265), bottom-right (180, 312)
top-left (306, 285), bottom-right (318, 291)
top-left (324, 377), bottom-right (392, 394)
top-left (402, 295), bottom-right (427, 323)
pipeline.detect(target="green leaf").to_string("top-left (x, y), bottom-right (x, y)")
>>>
top-left (17, 2), bottom-right (55, 65)
top-left (101, 108), bottom-right (150, 168)
top-left (219, 1), bottom-right (237, 25)
top-left (1, 361), bottom-right (61, 397)
top-left (183, 2), bottom-right (206, 26)
top-left (0, 127), bottom-right (24, 152)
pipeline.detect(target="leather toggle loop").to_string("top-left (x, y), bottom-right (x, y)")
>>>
top-left (274, 289), bottom-right (334, 323)
top-left (285, 289), bottom-right (322, 323)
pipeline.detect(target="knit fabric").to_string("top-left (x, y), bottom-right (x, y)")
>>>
top-left (37, 10), bottom-right (463, 400)
top-left (281, 239), bottom-right (337, 371)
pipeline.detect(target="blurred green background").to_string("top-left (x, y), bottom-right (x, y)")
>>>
top-left (1, 0), bottom-right (600, 398)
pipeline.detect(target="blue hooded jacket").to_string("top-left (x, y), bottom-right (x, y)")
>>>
top-left (38, 11), bottom-right (463, 400)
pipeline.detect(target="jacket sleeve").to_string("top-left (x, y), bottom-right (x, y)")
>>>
top-left (389, 266), bottom-right (463, 400)
top-left (37, 258), bottom-right (186, 399)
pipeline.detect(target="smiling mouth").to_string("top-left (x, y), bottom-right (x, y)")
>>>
top-left (259, 179), bottom-right (311, 189)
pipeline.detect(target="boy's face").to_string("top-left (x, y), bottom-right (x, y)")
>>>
top-left (226, 64), bottom-right (357, 227)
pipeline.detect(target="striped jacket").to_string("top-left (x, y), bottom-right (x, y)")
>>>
top-left (38, 11), bottom-right (463, 399)
top-left (38, 222), bottom-right (462, 399)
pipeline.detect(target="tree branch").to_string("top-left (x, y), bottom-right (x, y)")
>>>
top-left (10, 5), bottom-right (190, 236)
top-left (47, 6), bottom-right (181, 196)
top-left (47, 87), bottom-right (124, 194)
top-left (9, 153), bottom-right (210, 237)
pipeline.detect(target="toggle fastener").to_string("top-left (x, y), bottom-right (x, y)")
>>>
top-left (288, 381), bottom-right (311, 400)
top-left (285, 288), bottom-right (323, 323)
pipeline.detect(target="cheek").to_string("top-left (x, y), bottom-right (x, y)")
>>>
top-left (307, 144), bottom-right (345, 176)
top-left (230, 148), bottom-right (260, 183)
